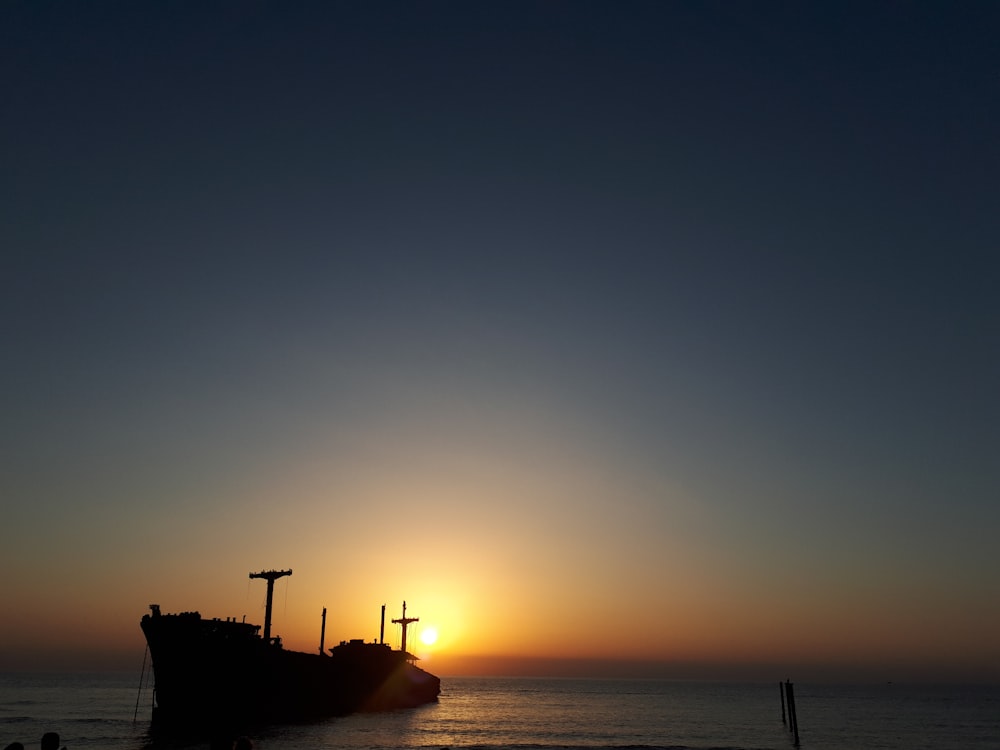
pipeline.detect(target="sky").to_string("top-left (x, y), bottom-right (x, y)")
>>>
top-left (2, 1), bottom-right (999, 682)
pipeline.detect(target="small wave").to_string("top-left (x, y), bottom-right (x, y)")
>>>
top-left (0, 717), bottom-right (33, 724)
top-left (68, 716), bottom-right (122, 725)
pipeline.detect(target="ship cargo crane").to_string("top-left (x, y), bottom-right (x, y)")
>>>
top-left (249, 568), bottom-right (292, 643)
top-left (391, 600), bottom-right (419, 655)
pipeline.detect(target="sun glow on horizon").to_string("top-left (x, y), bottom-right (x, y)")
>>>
top-left (420, 626), bottom-right (438, 646)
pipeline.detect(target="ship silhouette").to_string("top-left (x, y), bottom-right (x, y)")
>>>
top-left (140, 569), bottom-right (440, 731)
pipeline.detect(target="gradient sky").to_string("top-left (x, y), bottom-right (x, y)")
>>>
top-left (3, 2), bottom-right (998, 681)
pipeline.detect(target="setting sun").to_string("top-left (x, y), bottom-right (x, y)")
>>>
top-left (420, 627), bottom-right (438, 646)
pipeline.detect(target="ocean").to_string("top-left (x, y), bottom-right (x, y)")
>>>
top-left (1, 673), bottom-right (997, 750)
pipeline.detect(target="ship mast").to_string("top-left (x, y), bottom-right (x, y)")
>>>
top-left (391, 600), bottom-right (419, 654)
top-left (249, 568), bottom-right (292, 643)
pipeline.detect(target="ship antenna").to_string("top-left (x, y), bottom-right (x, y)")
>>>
top-left (391, 600), bottom-right (419, 655)
top-left (249, 568), bottom-right (292, 643)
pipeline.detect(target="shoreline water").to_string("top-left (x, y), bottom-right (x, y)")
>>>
top-left (3, 673), bottom-right (998, 750)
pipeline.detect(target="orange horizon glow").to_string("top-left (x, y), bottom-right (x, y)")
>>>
top-left (4, 567), bottom-right (996, 685)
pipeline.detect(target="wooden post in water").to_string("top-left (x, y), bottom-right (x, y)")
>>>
top-left (784, 680), bottom-right (800, 746)
top-left (779, 680), bottom-right (787, 725)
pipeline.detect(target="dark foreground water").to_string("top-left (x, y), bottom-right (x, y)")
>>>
top-left (1, 672), bottom-right (998, 750)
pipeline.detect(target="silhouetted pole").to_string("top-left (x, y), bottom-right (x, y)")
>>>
top-left (391, 600), bottom-right (419, 654)
top-left (784, 680), bottom-right (800, 746)
top-left (249, 568), bottom-right (292, 642)
top-left (319, 607), bottom-right (327, 655)
top-left (779, 681), bottom-right (787, 725)
top-left (380, 604), bottom-right (386, 645)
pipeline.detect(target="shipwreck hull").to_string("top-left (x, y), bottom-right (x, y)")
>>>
top-left (140, 609), bottom-right (440, 731)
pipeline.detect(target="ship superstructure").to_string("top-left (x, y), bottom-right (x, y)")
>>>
top-left (139, 569), bottom-right (440, 731)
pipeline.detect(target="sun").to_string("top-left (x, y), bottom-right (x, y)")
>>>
top-left (420, 626), bottom-right (438, 646)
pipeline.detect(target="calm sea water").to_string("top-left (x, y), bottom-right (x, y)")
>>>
top-left (1, 672), bottom-right (997, 750)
